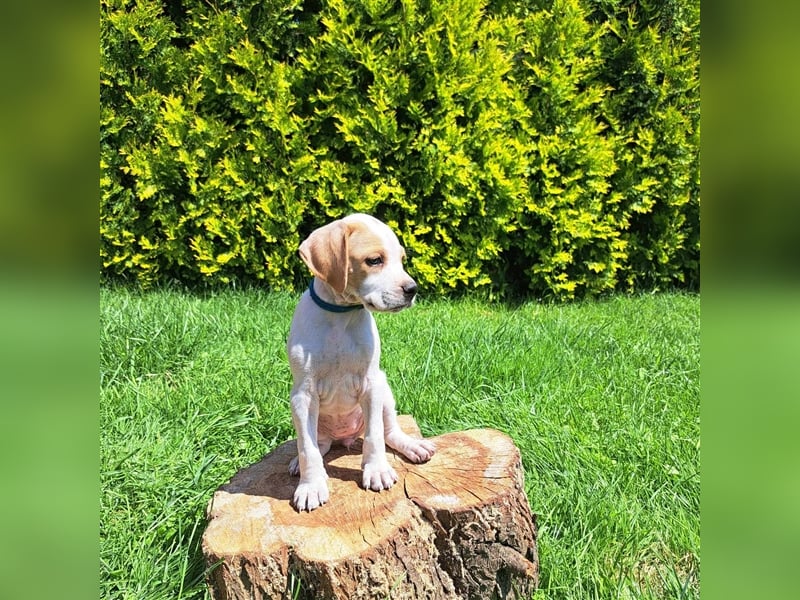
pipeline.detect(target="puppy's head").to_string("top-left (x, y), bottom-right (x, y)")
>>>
top-left (299, 214), bottom-right (417, 312)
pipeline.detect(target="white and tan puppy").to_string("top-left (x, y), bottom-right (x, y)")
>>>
top-left (287, 214), bottom-right (436, 511)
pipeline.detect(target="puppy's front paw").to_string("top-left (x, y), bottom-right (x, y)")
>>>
top-left (293, 478), bottom-right (329, 512)
top-left (362, 461), bottom-right (398, 492)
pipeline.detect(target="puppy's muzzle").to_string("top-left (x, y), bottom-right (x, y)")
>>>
top-left (374, 279), bottom-right (417, 312)
top-left (402, 280), bottom-right (418, 302)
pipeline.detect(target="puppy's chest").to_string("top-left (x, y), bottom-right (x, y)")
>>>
top-left (312, 324), bottom-right (375, 367)
top-left (309, 328), bottom-right (377, 400)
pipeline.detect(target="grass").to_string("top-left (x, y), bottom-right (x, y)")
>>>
top-left (100, 287), bottom-right (699, 600)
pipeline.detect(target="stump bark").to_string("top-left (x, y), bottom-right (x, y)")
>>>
top-left (202, 416), bottom-right (538, 600)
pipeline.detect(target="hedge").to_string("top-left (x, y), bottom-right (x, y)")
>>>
top-left (100, 0), bottom-right (699, 299)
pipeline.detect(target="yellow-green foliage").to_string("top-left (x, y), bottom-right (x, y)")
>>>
top-left (101, 0), bottom-right (699, 299)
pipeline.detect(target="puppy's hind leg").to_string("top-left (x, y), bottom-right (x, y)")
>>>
top-left (381, 390), bottom-right (436, 464)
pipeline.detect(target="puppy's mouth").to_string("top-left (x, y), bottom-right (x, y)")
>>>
top-left (366, 302), bottom-right (404, 313)
top-left (365, 296), bottom-right (415, 313)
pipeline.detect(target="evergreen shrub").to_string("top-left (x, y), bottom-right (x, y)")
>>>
top-left (101, 0), bottom-right (699, 298)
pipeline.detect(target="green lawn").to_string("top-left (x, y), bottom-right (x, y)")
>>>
top-left (100, 287), bottom-right (699, 599)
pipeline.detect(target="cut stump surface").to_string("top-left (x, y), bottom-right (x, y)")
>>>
top-left (202, 416), bottom-right (538, 599)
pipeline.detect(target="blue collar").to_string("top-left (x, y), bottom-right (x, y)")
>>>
top-left (308, 279), bottom-right (364, 313)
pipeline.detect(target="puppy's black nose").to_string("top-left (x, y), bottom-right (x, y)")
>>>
top-left (402, 281), bottom-right (418, 299)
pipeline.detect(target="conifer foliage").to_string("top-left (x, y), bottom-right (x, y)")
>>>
top-left (101, 0), bottom-right (699, 298)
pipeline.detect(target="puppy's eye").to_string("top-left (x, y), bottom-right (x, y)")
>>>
top-left (365, 256), bottom-right (383, 267)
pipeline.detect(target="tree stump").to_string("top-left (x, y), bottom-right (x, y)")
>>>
top-left (202, 416), bottom-right (538, 600)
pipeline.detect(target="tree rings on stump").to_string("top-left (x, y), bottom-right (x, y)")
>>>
top-left (202, 416), bottom-right (538, 599)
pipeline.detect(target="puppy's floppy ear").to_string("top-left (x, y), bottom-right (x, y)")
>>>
top-left (299, 220), bottom-right (350, 294)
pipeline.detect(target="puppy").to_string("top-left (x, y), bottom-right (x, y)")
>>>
top-left (287, 214), bottom-right (436, 511)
